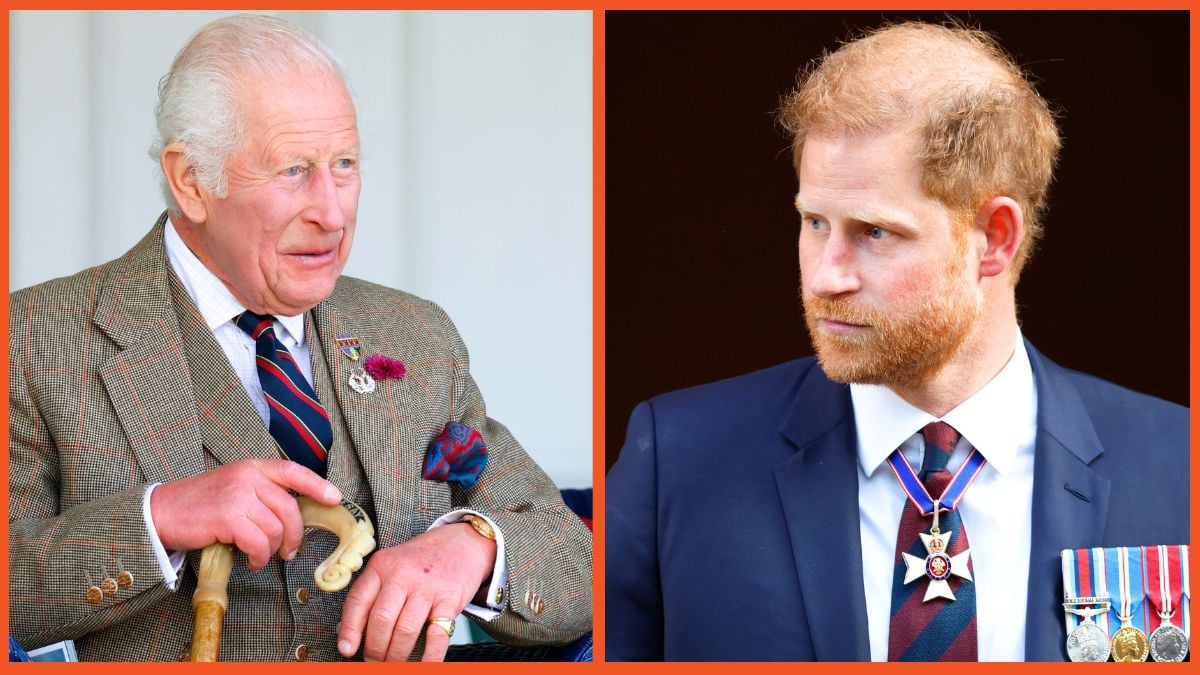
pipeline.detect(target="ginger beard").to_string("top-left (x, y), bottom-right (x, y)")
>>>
top-left (800, 245), bottom-right (983, 389)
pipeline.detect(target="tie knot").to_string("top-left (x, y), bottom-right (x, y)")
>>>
top-left (236, 310), bottom-right (277, 341)
top-left (919, 421), bottom-right (960, 476)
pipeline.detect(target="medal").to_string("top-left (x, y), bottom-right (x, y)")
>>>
top-left (900, 500), bottom-right (973, 601)
top-left (1108, 546), bottom-right (1149, 662)
top-left (1062, 547), bottom-right (1115, 661)
top-left (335, 333), bottom-right (376, 393)
top-left (887, 446), bottom-right (986, 604)
top-left (1146, 545), bottom-right (1189, 662)
top-left (1064, 597), bottom-right (1112, 663)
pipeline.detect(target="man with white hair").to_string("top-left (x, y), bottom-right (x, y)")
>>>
top-left (9, 14), bottom-right (590, 661)
top-left (606, 20), bottom-right (1187, 662)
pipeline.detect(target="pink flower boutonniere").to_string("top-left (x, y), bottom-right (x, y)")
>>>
top-left (364, 354), bottom-right (406, 381)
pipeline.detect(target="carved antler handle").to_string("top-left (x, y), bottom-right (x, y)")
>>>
top-left (189, 498), bottom-right (377, 661)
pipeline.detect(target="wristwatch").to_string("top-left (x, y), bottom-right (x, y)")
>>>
top-left (460, 514), bottom-right (496, 541)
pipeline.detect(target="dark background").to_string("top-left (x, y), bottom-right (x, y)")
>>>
top-left (605, 11), bottom-right (1189, 469)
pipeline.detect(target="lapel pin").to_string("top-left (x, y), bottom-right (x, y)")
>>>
top-left (336, 333), bottom-right (376, 394)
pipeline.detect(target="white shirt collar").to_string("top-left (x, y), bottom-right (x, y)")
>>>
top-left (851, 330), bottom-right (1036, 478)
top-left (163, 219), bottom-right (306, 345)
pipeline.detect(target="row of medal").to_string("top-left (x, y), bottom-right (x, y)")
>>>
top-left (1062, 545), bottom-right (1189, 662)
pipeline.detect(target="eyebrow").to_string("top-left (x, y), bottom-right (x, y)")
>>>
top-left (794, 195), bottom-right (917, 232)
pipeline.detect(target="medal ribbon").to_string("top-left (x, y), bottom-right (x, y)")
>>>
top-left (1105, 546), bottom-right (1148, 636)
top-left (1062, 547), bottom-right (1111, 636)
top-left (1182, 545), bottom-right (1191, 637)
top-left (1145, 545), bottom-right (1182, 633)
top-left (885, 447), bottom-right (987, 516)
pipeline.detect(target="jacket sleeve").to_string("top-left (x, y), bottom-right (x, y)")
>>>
top-left (604, 401), bottom-right (665, 660)
top-left (8, 290), bottom-right (173, 649)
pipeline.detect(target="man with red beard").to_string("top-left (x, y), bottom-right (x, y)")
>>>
top-left (606, 21), bottom-right (1188, 662)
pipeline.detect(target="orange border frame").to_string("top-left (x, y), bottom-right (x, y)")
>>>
top-left (2, 4), bottom-right (1197, 674)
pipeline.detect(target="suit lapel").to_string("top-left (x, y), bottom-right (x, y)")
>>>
top-left (166, 266), bottom-right (277, 467)
top-left (309, 296), bottom-right (418, 544)
top-left (94, 216), bottom-right (207, 484)
top-left (1023, 341), bottom-right (1110, 661)
top-left (775, 365), bottom-right (871, 661)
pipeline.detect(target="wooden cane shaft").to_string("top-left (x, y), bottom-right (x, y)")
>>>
top-left (190, 600), bottom-right (226, 662)
top-left (190, 543), bottom-right (233, 662)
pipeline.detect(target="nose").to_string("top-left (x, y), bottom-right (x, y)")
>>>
top-left (802, 230), bottom-right (861, 298)
top-left (304, 167), bottom-right (348, 232)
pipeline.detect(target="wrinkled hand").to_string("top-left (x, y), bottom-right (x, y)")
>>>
top-left (337, 522), bottom-right (497, 662)
top-left (150, 459), bottom-right (342, 571)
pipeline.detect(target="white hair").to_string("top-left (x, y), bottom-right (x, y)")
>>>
top-left (150, 14), bottom-right (351, 215)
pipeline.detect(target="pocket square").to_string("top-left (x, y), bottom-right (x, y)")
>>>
top-left (423, 421), bottom-right (488, 489)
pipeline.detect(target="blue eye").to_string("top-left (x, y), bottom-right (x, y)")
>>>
top-left (335, 158), bottom-right (355, 170)
top-left (807, 216), bottom-right (825, 230)
top-left (867, 226), bottom-right (887, 239)
top-left (283, 165), bottom-right (303, 177)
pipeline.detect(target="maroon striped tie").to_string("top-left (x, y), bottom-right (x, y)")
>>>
top-left (888, 422), bottom-right (978, 661)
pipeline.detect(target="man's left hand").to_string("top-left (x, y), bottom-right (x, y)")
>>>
top-left (336, 522), bottom-right (497, 661)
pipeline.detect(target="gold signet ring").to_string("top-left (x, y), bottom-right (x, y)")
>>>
top-left (429, 617), bottom-right (456, 638)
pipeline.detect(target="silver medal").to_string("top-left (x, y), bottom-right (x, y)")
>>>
top-left (1149, 617), bottom-right (1189, 662)
top-left (1063, 597), bottom-right (1112, 662)
top-left (1067, 621), bottom-right (1111, 662)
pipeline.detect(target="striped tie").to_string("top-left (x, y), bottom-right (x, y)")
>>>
top-left (888, 422), bottom-right (978, 661)
top-left (236, 310), bottom-right (332, 477)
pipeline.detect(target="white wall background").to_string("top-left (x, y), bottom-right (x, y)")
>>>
top-left (10, 10), bottom-right (593, 488)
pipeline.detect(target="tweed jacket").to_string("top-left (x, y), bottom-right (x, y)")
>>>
top-left (9, 216), bottom-right (592, 661)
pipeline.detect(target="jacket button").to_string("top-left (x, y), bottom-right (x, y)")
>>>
top-left (296, 587), bottom-right (310, 605)
top-left (295, 644), bottom-right (308, 661)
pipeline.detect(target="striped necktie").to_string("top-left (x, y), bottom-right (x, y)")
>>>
top-left (888, 422), bottom-right (978, 661)
top-left (235, 310), bottom-right (332, 477)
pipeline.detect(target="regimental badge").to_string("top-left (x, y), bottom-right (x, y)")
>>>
top-left (902, 526), bottom-right (973, 602)
top-left (335, 334), bottom-right (362, 362)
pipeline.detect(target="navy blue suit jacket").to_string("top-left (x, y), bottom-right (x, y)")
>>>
top-left (605, 341), bottom-right (1189, 661)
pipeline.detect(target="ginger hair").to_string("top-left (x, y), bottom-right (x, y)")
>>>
top-left (779, 21), bottom-right (1061, 279)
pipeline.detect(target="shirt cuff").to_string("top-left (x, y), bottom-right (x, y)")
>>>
top-left (427, 509), bottom-right (508, 621)
top-left (142, 483), bottom-right (186, 590)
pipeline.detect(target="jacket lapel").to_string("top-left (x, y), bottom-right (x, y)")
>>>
top-left (309, 296), bottom-right (420, 544)
top-left (94, 216), bottom-right (208, 484)
top-left (775, 364), bottom-right (871, 660)
top-left (1023, 340), bottom-right (1110, 661)
top-left (167, 267), bottom-right (277, 467)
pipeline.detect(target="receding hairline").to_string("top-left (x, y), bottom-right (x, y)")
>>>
top-left (792, 21), bottom-right (1025, 138)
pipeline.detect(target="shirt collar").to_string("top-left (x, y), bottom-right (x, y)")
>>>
top-left (163, 220), bottom-right (306, 345)
top-left (851, 329), bottom-right (1035, 478)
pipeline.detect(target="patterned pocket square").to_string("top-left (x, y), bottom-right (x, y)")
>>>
top-left (423, 421), bottom-right (488, 489)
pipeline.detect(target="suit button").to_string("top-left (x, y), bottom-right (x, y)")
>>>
top-left (524, 590), bottom-right (545, 615)
top-left (296, 587), bottom-right (310, 605)
top-left (295, 644), bottom-right (308, 661)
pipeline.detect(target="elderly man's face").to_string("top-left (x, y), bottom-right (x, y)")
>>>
top-left (797, 128), bottom-right (982, 388)
top-left (195, 68), bottom-right (360, 316)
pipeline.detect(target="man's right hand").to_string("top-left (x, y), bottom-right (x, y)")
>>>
top-left (150, 459), bottom-right (342, 571)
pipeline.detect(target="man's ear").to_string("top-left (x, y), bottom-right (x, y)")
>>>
top-left (160, 142), bottom-right (208, 223)
top-left (974, 197), bottom-right (1024, 279)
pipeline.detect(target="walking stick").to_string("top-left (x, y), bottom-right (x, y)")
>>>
top-left (189, 497), bottom-right (376, 661)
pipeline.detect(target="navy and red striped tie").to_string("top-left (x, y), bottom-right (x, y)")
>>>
top-left (236, 310), bottom-right (332, 477)
top-left (888, 422), bottom-right (978, 661)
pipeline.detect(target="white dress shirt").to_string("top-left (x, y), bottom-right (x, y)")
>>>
top-left (141, 222), bottom-right (505, 618)
top-left (853, 332), bottom-right (1037, 661)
